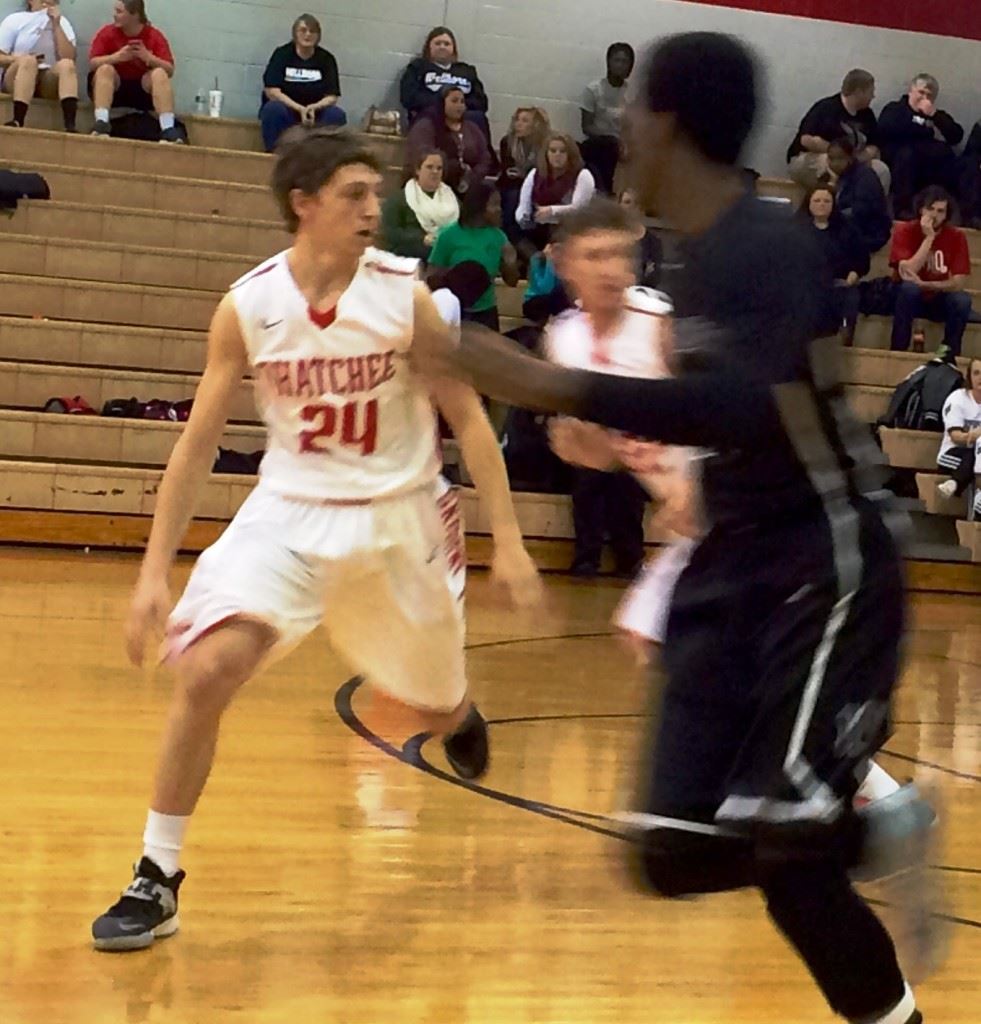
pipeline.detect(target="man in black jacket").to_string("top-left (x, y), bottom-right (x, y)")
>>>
top-left (399, 26), bottom-right (489, 140)
top-left (958, 119), bottom-right (981, 229)
top-left (879, 74), bottom-right (964, 218)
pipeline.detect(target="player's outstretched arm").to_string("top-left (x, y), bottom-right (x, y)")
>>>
top-left (412, 284), bottom-right (543, 609)
top-left (125, 294), bottom-right (250, 665)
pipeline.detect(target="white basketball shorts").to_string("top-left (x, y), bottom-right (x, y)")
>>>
top-left (165, 477), bottom-right (467, 712)
top-left (614, 538), bottom-right (697, 645)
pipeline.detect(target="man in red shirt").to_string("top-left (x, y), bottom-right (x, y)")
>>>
top-left (889, 186), bottom-right (973, 356)
top-left (87, 0), bottom-right (180, 143)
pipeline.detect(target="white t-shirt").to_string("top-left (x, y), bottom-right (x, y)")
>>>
top-left (581, 77), bottom-right (628, 138)
top-left (938, 388), bottom-right (981, 461)
top-left (0, 10), bottom-right (76, 69)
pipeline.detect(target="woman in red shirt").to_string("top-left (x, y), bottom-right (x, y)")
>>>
top-left (88, 0), bottom-right (180, 143)
top-left (889, 186), bottom-right (973, 356)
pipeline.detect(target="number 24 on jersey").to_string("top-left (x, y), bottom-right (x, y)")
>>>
top-left (298, 399), bottom-right (378, 456)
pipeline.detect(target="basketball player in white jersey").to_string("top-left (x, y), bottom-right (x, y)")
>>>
top-left (91, 129), bottom-right (542, 952)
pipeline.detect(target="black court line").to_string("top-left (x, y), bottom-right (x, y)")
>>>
top-left (334, 673), bottom-right (981, 929)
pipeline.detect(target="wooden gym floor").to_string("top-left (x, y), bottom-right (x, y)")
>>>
top-left (0, 547), bottom-right (977, 1024)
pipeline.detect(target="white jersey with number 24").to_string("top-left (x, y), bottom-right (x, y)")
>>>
top-left (230, 247), bottom-right (440, 502)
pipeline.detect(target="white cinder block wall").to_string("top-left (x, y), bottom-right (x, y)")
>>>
top-left (18, 0), bottom-right (981, 175)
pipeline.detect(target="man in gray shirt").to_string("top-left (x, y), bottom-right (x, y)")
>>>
top-left (580, 42), bottom-right (634, 194)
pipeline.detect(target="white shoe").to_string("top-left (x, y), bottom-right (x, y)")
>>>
top-left (936, 479), bottom-right (957, 499)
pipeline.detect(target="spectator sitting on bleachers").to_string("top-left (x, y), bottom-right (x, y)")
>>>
top-left (522, 244), bottom-right (571, 325)
top-left (0, 0), bottom-right (78, 132)
top-left (580, 43), bottom-right (634, 195)
top-left (959, 118), bottom-right (981, 230)
top-left (786, 69), bottom-right (888, 193)
top-left (517, 133), bottom-right (596, 255)
top-left (88, 0), bottom-right (180, 143)
top-left (499, 107), bottom-right (550, 245)
top-left (406, 85), bottom-right (493, 197)
top-left (259, 14), bottom-right (346, 153)
top-left (889, 186), bottom-right (972, 357)
top-left (619, 188), bottom-right (663, 289)
top-left (879, 74), bottom-right (964, 219)
top-left (936, 357), bottom-right (981, 509)
top-left (826, 137), bottom-right (892, 257)
top-left (798, 185), bottom-right (869, 346)
top-left (381, 150), bottom-right (459, 260)
top-left (400, 26), bottom-right (489, 141)
top-left (427, 180), bottom-right (519, 331)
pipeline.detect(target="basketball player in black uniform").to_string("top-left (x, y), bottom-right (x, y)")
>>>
top-left (431, 33), bottom-right (942, 1024)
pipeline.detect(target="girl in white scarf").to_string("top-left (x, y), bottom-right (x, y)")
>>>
top-left (404, 150), bottom-right (459, 245)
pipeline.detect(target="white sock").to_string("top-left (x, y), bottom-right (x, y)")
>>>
top-left (856, 762), bottom-right (902, 803)
top-left (142, 810), bottom-right (189, 876)
top-left (859, 982), bottom-right (916, 1024)
top-left (158, 112), bottom-right (175, 131)
top-left (94, 107), bottom-right (109, 123)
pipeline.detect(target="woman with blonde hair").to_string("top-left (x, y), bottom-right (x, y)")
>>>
top-left (516, 132), bottom-right (596, 252)
top-left (499, 106), bottom-right (550, 243)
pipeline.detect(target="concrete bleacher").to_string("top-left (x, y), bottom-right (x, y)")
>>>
top-left (0, 113), bottom-right (978, 583)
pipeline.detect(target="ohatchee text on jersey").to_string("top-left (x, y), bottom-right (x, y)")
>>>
top-left (229, 247), bottom-right (441, 502)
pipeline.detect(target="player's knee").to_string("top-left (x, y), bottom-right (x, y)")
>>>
top-left (14, 53), bottom-right (38, 71)
top-left (177, 644), bottom-right (255, 716)
top-left (54, 58), bottom-right (76, 74)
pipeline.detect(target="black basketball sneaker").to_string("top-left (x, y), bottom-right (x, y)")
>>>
top-left (92, 857), bottom-right (185, 952)
top-left (443, 704), bottom-right (489, 780)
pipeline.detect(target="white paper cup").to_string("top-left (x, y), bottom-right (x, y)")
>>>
top-left (208, 90), bottom-right (223, 118)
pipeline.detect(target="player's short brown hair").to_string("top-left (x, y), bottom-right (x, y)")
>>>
top-left (554, 196), bottom-right (636, 245)
top-left (271, 127), bottom-right (381, 233)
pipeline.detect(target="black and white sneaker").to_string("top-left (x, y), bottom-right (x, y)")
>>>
top-left (159, 126), bottom-right (185, 144)
top-left (90, 119), bottom-right (111, 138)
top-left (92, 856), bottom-right (185, 952)
top-left (443, 705), bottom-right (489, 780)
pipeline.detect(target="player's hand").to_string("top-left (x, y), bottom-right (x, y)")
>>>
top-left (301, 105), bottom-right (316, 126)
top-left (46, 3), bottom-right (61, 23)
top-left (533, 206), bottom-right (552, 224)
top-left (920, 211), bottom-right (937, 238)
top-left (549, 416), bottom-right (619, 470)
top-left (491, 539), bottom-right (543, 609)
top-left (619, 630), bottom-right (653, 668)
top-left (125, 573), bottom-right (173, 667)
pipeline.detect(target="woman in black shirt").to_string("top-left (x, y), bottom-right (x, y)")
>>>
top-left (798, 184), bottom-right (869, 345)
top-left (259, 14), bottom-right (346, 152)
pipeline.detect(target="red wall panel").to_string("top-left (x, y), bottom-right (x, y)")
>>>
top-left (682, 0), bottom-right (981, 42)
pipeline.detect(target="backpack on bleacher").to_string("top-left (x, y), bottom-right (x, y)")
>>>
top-left (877, 356), bottom-right (964, 433)
top-left (109, 112), bottom-right (189, 144)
